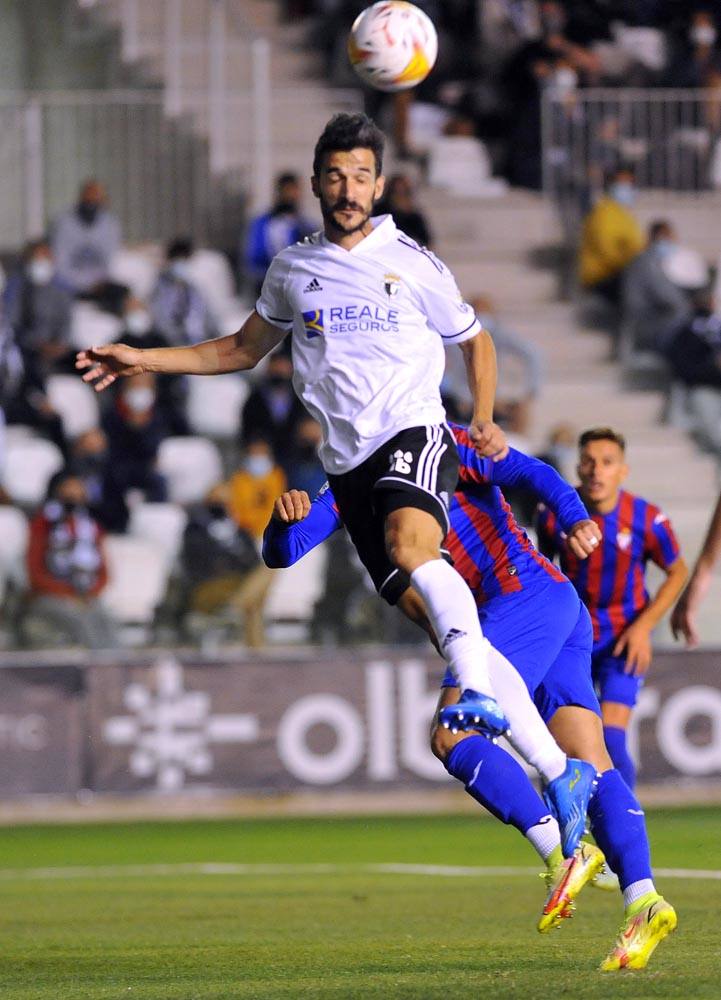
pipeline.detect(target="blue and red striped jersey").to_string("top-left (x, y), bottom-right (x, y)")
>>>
top-left (263, 424), bottom-right (588, 606)
top-left (536, 488), bottom-right (681, 651)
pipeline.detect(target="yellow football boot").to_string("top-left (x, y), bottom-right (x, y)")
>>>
top-left (600, 893), bottom-right (677, 971)
top-left (538, 842), bottom-right (605, 933)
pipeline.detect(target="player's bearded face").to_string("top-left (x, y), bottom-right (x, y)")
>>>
top-left (315, 149), bottom-right (384, 236)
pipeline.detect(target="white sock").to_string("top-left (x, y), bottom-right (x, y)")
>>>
top-left (487, 645), bottom-right (567, 782)
top-left (410, 559), bottom-right (493, 695)
top-left (526, 817), bottom-right (562, 863)
top-left (623, 878), bottom-right (656, 909)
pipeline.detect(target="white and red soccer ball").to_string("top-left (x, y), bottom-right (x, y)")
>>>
top-left (348, 1), bottom-right (438, 92)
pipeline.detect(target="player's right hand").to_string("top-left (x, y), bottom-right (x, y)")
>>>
top-left (567, 519), bottom-right (602, 559)
top-left (75, 343), bottom-right (145, 392)
top-left (272, 489), bottom-right (311, 525)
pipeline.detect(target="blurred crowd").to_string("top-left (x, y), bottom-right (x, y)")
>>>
top-left (577, 162), bottom-right (721, 459)
top-left (281, 2), bottom-right (721, 195)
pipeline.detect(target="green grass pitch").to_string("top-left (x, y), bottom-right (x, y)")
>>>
top-left (1, 807), bottom-right (720, 999)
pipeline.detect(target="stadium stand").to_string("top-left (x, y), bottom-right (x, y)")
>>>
top-left (156, 436), bottom-right (224, 505)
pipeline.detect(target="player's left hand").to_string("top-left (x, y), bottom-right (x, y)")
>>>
top-left (468, 420), bottom-right (509, 462)
top-left (567, 519), bottom-right (602, 559)
top-left (272, 489), bottom-right (311, 525)
top-left (614, 623), bottom-right (653, 675)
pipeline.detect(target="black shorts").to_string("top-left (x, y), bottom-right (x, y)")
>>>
top-left (328, 424), bottom-right (458, 605)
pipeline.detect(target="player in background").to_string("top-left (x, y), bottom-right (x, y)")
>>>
top-left (536, 428), bottom-right (687, 791)
top-left (264, 427), bottom-right (677, 971)
top-left (671, 490), bottom-right (721, 647)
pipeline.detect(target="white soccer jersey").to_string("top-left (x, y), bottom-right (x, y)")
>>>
top-left (256, 214), bottom-right (481, 475)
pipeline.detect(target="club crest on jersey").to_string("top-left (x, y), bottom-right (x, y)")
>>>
top-left (383, 272), bottom-right (401, 298)
top-left (302, 309), bottom-right (324, 339)
top-left (616, 529), bottom-right (632, 551)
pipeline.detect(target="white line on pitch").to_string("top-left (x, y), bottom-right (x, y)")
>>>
top-left (0, 862), bottom-right (719, 882)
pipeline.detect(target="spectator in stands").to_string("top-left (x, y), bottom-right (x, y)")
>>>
top-left (228, 436), bottom-right (287, 541)
top-left (244, 172), bottom-right (316, 295)
top-left (239, 346), bottom-right (307, 471)
top-left (68, 427), bottom-right (111, 525)
top-left (20, 470), bottom-right (117, 650)
top-left (120, 295), bottom-right (189, 436)
top-left (501, 0), bottom-right (601, 188)
top-left (665, 289), bottom-right (721, 458)
top-left (150, 237), bottom-right (219, 347)
top-left (374, 173), bottom-right (433, 247)
top-left (621, 220), bottom-right (692, 353)
top-left (51, 179), bottom-right (127, 314)
top-left (181, 482), bottom-right (273, 647)
top-left (664, 8), bottom-right (721, 88)
top-left (3, 240), bottom-right (73, 381)
top-left (284, 415), bottom-right (326, 497)
top-left (579, 166), bottom-right (645, 304)
top-left (101, 373), bottom-right (169, 532)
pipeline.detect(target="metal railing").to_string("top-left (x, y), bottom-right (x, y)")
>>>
top-left (542, 87), bottom-right (721, 231)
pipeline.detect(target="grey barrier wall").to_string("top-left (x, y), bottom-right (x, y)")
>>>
top-left (0, 650), bottom-right (719, 798)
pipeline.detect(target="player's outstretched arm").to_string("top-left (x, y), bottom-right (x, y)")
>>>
top-left (262, 487), bottom-right (342, 568)
top-left (671, 490), bottom-right (721, 647)
top-left (76, 310), bottom-right (286, 391)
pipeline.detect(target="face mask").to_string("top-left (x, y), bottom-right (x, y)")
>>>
top-left (28, 258), bottom-right (54, 285)
top-left (63, 501), bottom-right (83, 515)
top-left (170, 260), bottom-right (190, 281)
top-left (610, 182), bottom-right (636, 207)
top-left (691, 25), bottom-right (717, 46)
top-left (77, 202), bottom-right (99, 224)
top-left (272, 200), bottom-right (297, 215)
top-left (244, 455), bottom-right (273, 478)
top-left (268, 374), bottom-right (289, 388)
top-left (123, 387), bottom-right (155, 413)
top-left (125, 309), bottom-right (152, 335)
top-left (207, 503), bottom-right (227, 519)
top-left (653, 239), bottom-right (675, 259)
top-left (552, 68), bottom-right (577, 93)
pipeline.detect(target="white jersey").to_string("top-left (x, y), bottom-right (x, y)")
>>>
top-left (256, 214), bottom-right (481, 475)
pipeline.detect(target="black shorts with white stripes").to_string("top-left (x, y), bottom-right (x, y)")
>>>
top-left (328, 424), bottom-right (458, 605)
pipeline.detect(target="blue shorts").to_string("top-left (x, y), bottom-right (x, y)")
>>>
top-left (441, 579), bottom-right (600, 724)
top-left (592, 649), bottom-right (643, 708)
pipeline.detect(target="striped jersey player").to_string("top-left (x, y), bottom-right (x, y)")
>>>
top-left (263, 426), bottom-right (679, 969)
top-left (536, 427), bottom-right (687, 789)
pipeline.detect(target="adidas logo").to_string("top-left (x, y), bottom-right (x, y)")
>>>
top-left (442, 628), bottom-right (467, 649)
top-left (303, 277), bottom-right (322, 293)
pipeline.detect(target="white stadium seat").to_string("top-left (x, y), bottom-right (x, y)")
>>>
top-left (264, 542), bottom-right (328, 624)
top-left (157, 436), bottom-right (223, 504)
top-left (0, 506), bottom-right (29, 599)
top-left (101, 535), bottom-right (168, 625)
top-left (46, 375), bottom-right (100, 440)
top-left (109, 246), bottom-right (161, 301)
top-left (428, 136), bottom-right (508, 197)
top-left (186, 374), bottom-right (250, 440)
top-left (70, 302), bottom-right (124, 350)
top-left (128, 502), bottom-right (188, 568)
top-left (186, 248), bottom-right (236, 315)
top-left (2, 438), bottom-right (64, 507)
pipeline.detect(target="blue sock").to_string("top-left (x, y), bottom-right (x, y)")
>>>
top-left (603, 725), bottom-right (636, 789)
top-left (446, 735), bottom-right (549, 833)
top-left (587, 768), bottom-right (652, 891)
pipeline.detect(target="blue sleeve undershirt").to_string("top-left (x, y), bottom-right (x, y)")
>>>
top-left (261, 486), bottom-right (342, 568)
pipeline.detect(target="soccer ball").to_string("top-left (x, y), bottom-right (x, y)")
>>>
top-left (348, 2), bottom-right (438, 93)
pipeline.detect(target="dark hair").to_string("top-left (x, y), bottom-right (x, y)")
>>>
top-left (312, 113), bottom-right (385, 178)
top-left (578, 427), bottom-right (626, 452)
top-left (276, 172), bottom-right (299, 188)
top-left (45, 469), bottom-right (77, 501)
top-left (167, 236), bottom-right (193, 260)
top-left (649, 219), bottom-right (672, 241)
top-left (605, 163), bottom-right (635, 188)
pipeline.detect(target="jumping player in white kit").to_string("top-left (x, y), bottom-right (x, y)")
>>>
top-left (76, 113), bottom-right (595, 831)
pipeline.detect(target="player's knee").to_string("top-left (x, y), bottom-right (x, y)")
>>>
top-left (386, 535), bottom-right (438, 573)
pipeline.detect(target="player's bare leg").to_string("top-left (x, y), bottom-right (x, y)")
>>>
top-left (385, 505), bottom-right (508, 737)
